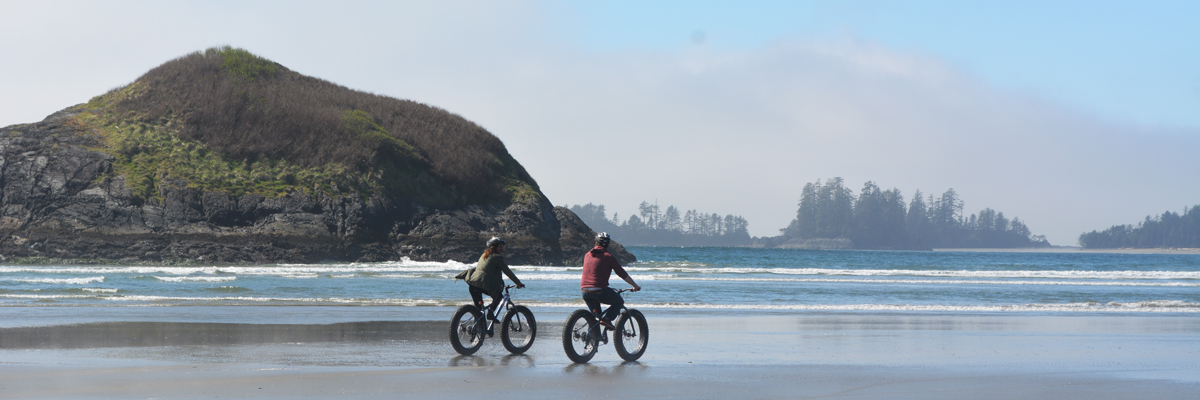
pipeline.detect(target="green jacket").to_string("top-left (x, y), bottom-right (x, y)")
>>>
top-left (462, 254), bottom-right (522, 294)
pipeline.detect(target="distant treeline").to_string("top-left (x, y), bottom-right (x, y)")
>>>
top-left (781, 178), bottom-right (1050, 249)
top-left (570, 202), bottom-right (751, 246)
top-left (1079, 205), bottom-right (1200, 249)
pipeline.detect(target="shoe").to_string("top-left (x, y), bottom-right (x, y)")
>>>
top-left (487, 326), bottom-right (494, 338)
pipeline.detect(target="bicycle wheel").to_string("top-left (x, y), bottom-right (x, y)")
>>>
top-left (614, 309), bottom-right (648, 361)
top-left (449, 305), bottom-right (485, 355)
top-left (501, 305), bottom-right (537, 354)
top-left (562, 309), bottom-right (599, 363)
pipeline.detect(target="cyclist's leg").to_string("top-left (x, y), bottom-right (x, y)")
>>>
top-left (582, 291), bottom-right (603, 320)
top-left (484, 291), bottom-right (502, 321)
top-left (468, 285), bottom-right (489, 330)
top-left (595, 288), bottom-right (625, 323)
top-left (468, 285), bottom-right (487, 313)
top-left (470, 286), bottom-right (500, 322)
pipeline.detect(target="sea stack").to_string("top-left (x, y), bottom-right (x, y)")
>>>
top-left (0, 47), bottom-right (633, 265)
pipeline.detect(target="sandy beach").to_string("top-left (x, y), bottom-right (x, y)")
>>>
top-left (2, 308), bottom-right (1197, 399)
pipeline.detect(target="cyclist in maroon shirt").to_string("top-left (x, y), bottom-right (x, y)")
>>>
top-left (580, 232), bottom-right (641, 329)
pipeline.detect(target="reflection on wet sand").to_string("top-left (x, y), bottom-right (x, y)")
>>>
top-left (449, 354), bottom-right (537, 368)
top-left (0, 321), bottom-right (446, 349)
top-left (562, 361), bottom-right (647, 376)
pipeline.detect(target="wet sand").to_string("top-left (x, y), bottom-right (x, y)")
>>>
top-left (2, 309), bottom-right (1198, 399)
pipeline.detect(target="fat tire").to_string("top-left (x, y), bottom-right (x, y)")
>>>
top-left (501, 305), bottom-right (537, 354)
top-left (449, 305), bottom-right (485, 355)
top-left (614, 309), bottom-right (649, 361)
top-left (562, 309), bottom-right (599, 363)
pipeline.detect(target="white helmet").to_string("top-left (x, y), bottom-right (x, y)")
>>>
top-left (595, 232), bottom-right (611, 247)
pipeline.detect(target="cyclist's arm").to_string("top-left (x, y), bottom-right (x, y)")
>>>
top-left (611, 260), bottom-right (640, 291)
top-left (621, 276), bottom-right (641, 292)
top-left (498, 257), bottom-right (525, 288)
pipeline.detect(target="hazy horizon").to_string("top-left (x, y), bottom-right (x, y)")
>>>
top-left (3, 1), bottom-right (1197, 246)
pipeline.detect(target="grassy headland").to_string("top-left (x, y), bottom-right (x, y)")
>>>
top-left (71, 46), bottom-right (539, 206)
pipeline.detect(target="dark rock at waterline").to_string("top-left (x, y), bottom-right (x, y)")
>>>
top-left (0, 107), bottom-right (633, 265)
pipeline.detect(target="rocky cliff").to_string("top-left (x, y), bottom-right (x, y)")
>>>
top-left (0, 48), bottom-right (633, 265)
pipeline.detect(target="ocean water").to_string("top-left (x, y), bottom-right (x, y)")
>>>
top-left (1, 247), bottom-right (1198, 318)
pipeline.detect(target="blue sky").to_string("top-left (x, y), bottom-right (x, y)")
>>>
top-left (1, 1), bottom-right (1198, 245)
top-left (565, 0), bottom-right (1200, 129)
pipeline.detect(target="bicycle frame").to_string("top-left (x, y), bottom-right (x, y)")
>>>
top-left (481, 285), bottom-right (517, 331)
top-left (562, 287), bottom-right (645, 363)
top-left (453, 284), bottom-right (536, 356)
top-left (586, 288), bottom-right (634, 339)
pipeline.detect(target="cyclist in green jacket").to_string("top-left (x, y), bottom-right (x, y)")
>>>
top-left (463, 237), bottom-right (524, 332)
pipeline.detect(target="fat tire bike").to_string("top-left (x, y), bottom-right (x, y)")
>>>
top-left (449, 285), bottom-right (536, 355)
top-left (561, 288), bottom-right (648, 363)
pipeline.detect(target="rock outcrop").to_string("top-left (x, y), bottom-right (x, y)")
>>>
top-left (0, 52), bottom-right (634, 265)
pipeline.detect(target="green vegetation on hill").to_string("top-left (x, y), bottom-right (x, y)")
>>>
top-left (220, 47), bottom-right (277, 80)
top-left (75, 109), bottom-right (345, 200)
top-left (71, 46), bottom-right (539, 206)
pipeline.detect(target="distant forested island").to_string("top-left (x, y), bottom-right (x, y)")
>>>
top-left (569, 202), bottom-right (751, 246)
top-left (570, 177), bottom-right (1050, 249)
top-left (1079, 205), bottom-right (1200, 249)
top-left (770, 178), bottom-right (1050, 250)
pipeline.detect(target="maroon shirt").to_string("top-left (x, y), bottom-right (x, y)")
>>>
top-left (581, 246), bottom-right (631, 289)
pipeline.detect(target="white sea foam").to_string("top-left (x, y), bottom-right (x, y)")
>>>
top-left (507, 273), bottom-right (1198, 286)
top-left (374, 273), bottom-right (466, 279)
top-left (619, 267), bottom-right (1200, 280)
top-left (82, 288), bottom-right (118, 293)
top-left (510, 266), bottom-right (582, 273)
top-left (4, 261), bottom-right (1193, 281)
top-left (154, 276), bottom-right (237, 283)
top-left (4, 276), bottom-right (105, 284)
top-left (0, 257), bottom-right (475, 276)
top-left (650, 277), bottom-right (1200, 287)
top-left (515, 273), bottom-right (680, 281)
top-left (0, 294), bottom-right (95, 299)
